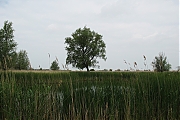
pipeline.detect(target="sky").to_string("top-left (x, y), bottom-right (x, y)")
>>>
top-left (0, 0), bottom-right (179, 71)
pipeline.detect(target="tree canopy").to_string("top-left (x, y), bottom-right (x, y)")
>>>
top-left (0, 21), bottom-right (17, 70)
top-left (65, 26), bottom-right (107, 71)
top-left (50, 60), bottom-right (59, 70)
top-left (152, 52), bottom-right (171, 72)
top-left (15, 50), bottom-right (30, 70)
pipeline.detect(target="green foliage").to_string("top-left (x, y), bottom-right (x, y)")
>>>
top-left (15, 50), bottom-right (30, 70)
top-left (90, 69), bottom-right (95, 71)
top-left (65, 26), bottom-right (107, 71)
top-left (152, 52), bottom-right (171, 72)
top-left (50, 60), bottom-right (59, 70)
top-left (1, 71), bottom-right (180, 119)
top-left (0, 21), bottom-right (17, 70)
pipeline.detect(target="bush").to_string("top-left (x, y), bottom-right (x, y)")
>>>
top-left (90, 69), bottom-right (95, 71)
top-left (152, 52), bottom-right (171, 72)
top-left (115, 69), bottom-right (121, 71)
top-left (50, 60), bottom-right (59, 70)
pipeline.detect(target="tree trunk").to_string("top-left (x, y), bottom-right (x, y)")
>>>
top-left (86, 66), bottom-right (89, 72)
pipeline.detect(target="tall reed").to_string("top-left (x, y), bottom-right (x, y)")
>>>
top-left (0, 71), bottom-right (180, 119)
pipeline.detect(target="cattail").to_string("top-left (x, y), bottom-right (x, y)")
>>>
top-left (134, 62), bottom-right (137, 67)
top-left (48, 53), bottom-right (51, 70)
top-left (143, 55), bottom-right (146, 60)
top-left (124, 60), bottom-right (129, 70)
top-left (62, 64), bottom-right (65, 69)
top-left (56, 56), bottom-right (59, 62)
top-left (65, 64), bottom-right (69, 70)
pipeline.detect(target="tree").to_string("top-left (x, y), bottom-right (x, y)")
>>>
top-left (15, 50), bottom-right (30, 70)
top-left (152, 52), bottom-right (171, 72)
top-left (0, 21), bottom-right (17, 70)
top-left (65, 26), bottom-right (107, 71)
top-left (50, 60), bottom-right (59, 70)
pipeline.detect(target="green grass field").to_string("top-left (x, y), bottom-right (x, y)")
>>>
top-left (0, 71), bottom-right (180, 120)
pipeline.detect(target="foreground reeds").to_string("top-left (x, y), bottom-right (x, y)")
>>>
top-left (0, 71), bottom-right (180, 119)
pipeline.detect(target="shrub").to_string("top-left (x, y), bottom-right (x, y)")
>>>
top-left (152, 52), bottom-right (171, 72)
top-left (90, 69), bottom-right (95, 71)
top-left (50, 60), bottom-right (59, 70)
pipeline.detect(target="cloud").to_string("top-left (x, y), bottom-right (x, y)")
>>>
top-left (0, 0), bottom-right (178, 70)
top-left (46, 24), bottom-right (59, 31)
top-left (142, 32), bottom-right (159, 40)
top-left (0, 0), bottom-right (9, 7)
top-left (98, 0), bottom-right (178, 26)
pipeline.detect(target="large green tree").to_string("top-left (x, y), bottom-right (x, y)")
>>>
top-left (65, 26), bottom-right (107, 71)
top-left (0, 21), bottom-right (17, 70)
top-left (15, 50), bottom-right (30, 70)
top-left (152, 52), bottom-right (171, 72)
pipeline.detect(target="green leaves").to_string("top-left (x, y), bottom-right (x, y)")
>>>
top-left (152, 52), bottom-right (171, 72)
top-left (50, 60), bottom-right (59, 70)
top-left (15, 50), bottom-right (30, 70)
top-left (65, 26), bottom-right (107, 71)
top-left (0, 21), bottom-right (17, 70)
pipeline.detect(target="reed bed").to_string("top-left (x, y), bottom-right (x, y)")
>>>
top-left (0, 71), bottom-right (180, 120)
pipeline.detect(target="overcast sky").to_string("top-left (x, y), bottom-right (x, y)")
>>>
top-left (0, 0), bottom-right (179, 70)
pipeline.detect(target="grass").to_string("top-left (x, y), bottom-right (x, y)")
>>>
top-left (0, 71), bottom-right (180, 119)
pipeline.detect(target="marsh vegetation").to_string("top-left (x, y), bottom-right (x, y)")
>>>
top-left (0, 71), bottom-right (180, 119)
